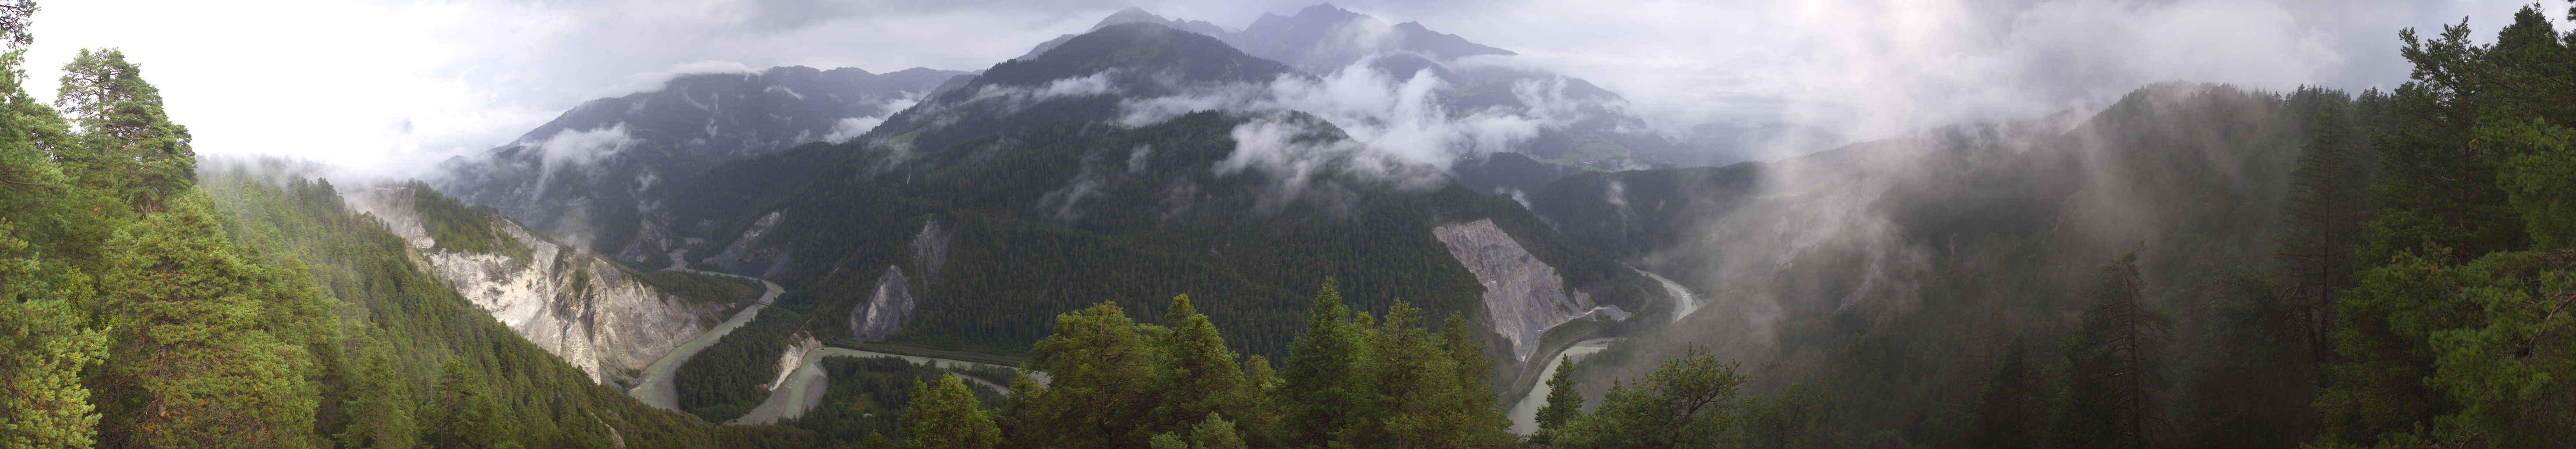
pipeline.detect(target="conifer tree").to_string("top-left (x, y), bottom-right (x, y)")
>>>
top-left (2278, 93), bottom-right (2370, 357)
top-left (2318, 7), bottom-right (2575, 446)
top-left (1531, 354), bottom-right (1583, 444)
top-left (425, 362), bottom-right (521, 449)
top-left (1150, 295), bottom-right (1252, 437)
top-left (1549, 344), bottom-right (1746, 449)
top-left (906, 375), bottom-right (1002, 449)
top-left (2048, 252), bottom-right (2166, 449)
top-left (0, 223), bottom-right (108, 449)
top-left (1338, 300), bottom-right (1479, 448)
top-left (332, 328), bottom-right (419, 449)
top-left (1280, 279), bottom-right (1364, 446)
top-left (54, 48), bottom-right (190, 212)
top-left (1965, 336), bottom-right (2037, 449)
top-left (1435, 312), bottom-right (1514, 447)
top-left (91, 194), bottom-right (318, 449)
top-left (1018, 302), bottom-right (1157, 449)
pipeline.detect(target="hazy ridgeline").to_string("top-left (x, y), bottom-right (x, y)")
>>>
top-left (4, 3), bottom-right (2574, 449)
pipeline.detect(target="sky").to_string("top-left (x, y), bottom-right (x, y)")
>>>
top-left (18, 0), bottom-right (2558, 178)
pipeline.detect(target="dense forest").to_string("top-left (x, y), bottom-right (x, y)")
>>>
top-left (1523, 5), bottom-right (2576, 449)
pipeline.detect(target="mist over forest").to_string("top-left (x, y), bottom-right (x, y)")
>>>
top-left (4, 1), bottom-right (2574, 449)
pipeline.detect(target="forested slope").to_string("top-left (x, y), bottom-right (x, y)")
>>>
top-left (1522, 7), bottom-right (2576, 447)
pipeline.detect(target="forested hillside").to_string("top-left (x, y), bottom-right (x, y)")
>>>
top-left (641, 21), bottom-right (1668, 424)
top-left (0, 12), bottom-right (731, 445)
top-left (1524, 5), bottom-right (2576, 448)
top-left (8, 2), bottom-right (2575, 449)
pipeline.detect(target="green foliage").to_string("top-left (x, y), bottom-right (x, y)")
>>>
top-left (92, 193), bottom-right (322, 449)
top-left (628, 269), bottom-right (761, 308)
top-left (198, 171), bottom-right (714, 448)
top-left (781, 355), bottom-right (1002, 445)
top-left (1964, 337), bottom-right (2038, 449)
top-left (1278, 280), bottom-right (1364, 447)
top-left (404, 180), bottom-right (527, 257)
top-left (2315, 6), bottom-right (2576, 448)
top-left (2046, 252), bottom-right (2170, 449)
top-left (1532, 355), bottom-right (1583, 441)
top-left (2279, 90), bottom-right (2373, 341)
top-left (1011, 302), bottom-right (1159, 449)
top-left (904, 375), bottom-right (1002, 449)
top-left (55, 48), bottom-right (191, 212)
top-left (1550, 344), bottom-right (1747, 449)
top-left (674, 308), bottom-right (809, 421)
top-left (0, 223), bottom-right (110, 449)
top-left (670, 109), bottom-right (1655, 363)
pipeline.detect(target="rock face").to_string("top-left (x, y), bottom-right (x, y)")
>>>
top-left (710, 210), bottom-right (790, 278)
top-left (347, 186), bottom-right (724, 386)
top-left (764, 334), bottom-right (823, 391)
top-left (852, 267), bottom-right (914, 341)
top-left (1432, 218), bottom-right (1622, 364)
top-left (911, 219), bottom-right (950, 288)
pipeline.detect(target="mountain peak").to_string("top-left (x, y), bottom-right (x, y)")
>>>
top-left (1099, 7), bottom-right (1161, 27)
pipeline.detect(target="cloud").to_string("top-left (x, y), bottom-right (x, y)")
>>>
top-left (1120, 57), bottom-right (1599, 170)
top-left (825, 96), bottom-right (924, 143)
top-left (531, 123), bottom-right (637, 197)
top-left (19, 0), bottom-right (2545, 179)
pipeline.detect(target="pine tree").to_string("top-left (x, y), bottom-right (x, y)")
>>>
top-left (2047, 252), bottom-right (2166, 449)
top-left (54, 48), bottom-right (191, 212)
top-left (1436, 312), bottom-right (1512, 442)
top-left (332, 328), bottom-right (419, 449)
top-left (425, 362), bottom-right (522, 449)
top-left (1280, 279), bottom-right (1364, 447)
top-left (91, 194), bottom-right (319, 449)
top-left (0, 223), bottom-right (109, 449)
top-left (1187, 412), bottom-right (1249, 449)
top-left (1338, 300), bottom-right (1486, 448)
top-left (2277, 93), bottom-right (2370, 359)
top-left (906, 375), bottom-right (1002, 449)
top-left (1531, 354), bottom-right (1583, 443)
top-left (1018, 302), bottom-right (1157, 449)
top-left (1150, 295), bottom-right (1251, 438)
top-left (1550, 344), bottom-right (1745, 449)
top-left (2318, 7), bottom-right (2576, 446)
top-left (1964, 336), bottom-right (2037, 449)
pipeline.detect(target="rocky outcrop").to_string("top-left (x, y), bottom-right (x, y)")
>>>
top-left (613, 217), bottom-right (676, 264)
top-left (347, 186), bottom-right (726, 386)
top-left (852, 267), bottom-right (913, 341)
top-left (911, 219), bottom-right (950, 288)
top-left (1432, 219), bottom-right (1625, 364)
top-left (764, 334), bottom-right (823, 391)
top-left (709, 210), bottom-right (790, 278)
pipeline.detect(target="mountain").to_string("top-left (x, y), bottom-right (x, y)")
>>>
top-left (623, 22), bottom-right (1670, 422)
top-left (1016, 5), bottom-right (1696, 193)
top-left (342, 182), bottom-right (763, 388)
top-left (1524, 84), bottom-right (2351, 442)
top-left (856, 22), bottom-right (1300, 157)
top-left (433, 65), bottom-right (966, 262)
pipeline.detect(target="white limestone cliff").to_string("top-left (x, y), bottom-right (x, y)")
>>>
top-left (1431, 219), bottom-right (1627, 365)
top-left (347, 186), bottom-right (728, 386)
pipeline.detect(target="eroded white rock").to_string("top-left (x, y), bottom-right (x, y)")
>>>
top-left (1432, 218), bottom-right (1615, 365)
top-left (347, 186), bottom-right (725, 386)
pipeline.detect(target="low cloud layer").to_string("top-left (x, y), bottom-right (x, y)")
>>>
top-left (1118, 61), bottom-right (1579, 167)
top-left (18, 0), bottom-right (2551, 179)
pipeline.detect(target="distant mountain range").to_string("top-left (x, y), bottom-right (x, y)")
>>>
top-left (428, 5), bottom-right (1686, 409)
top-left (435, 65), bottom-right (966, 258)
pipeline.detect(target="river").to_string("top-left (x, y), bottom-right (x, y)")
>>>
top-left (1638, 268), bottom-right (1699, 323)
top-left (631, 249), bottom-right (1026, 421)
top-left (625, 260), bottom-right (782, 411)
top-left (1506, 338), bottom-right (1618, 434)
top-left (726, 346), bottom-right (1033, 424)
